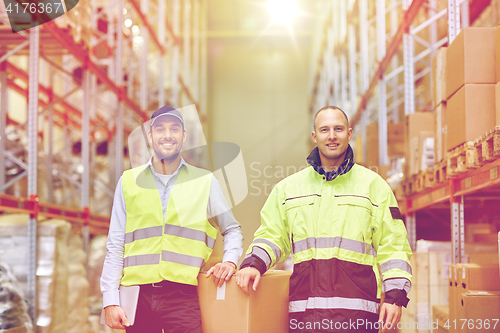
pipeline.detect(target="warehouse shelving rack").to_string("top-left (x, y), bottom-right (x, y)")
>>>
top-left (307, 0), bottom-right (497, 271)
top-left (0, 0), bottom-right (207, 320)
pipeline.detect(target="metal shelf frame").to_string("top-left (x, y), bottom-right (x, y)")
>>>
top-left (1, 0), bottom-right (207, 321)
top-left (307, 0), bottom-right (496, 265)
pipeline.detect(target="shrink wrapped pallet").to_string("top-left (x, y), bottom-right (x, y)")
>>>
top-left (0, 214), bottom-right (77, 333)
top-left (0, 263), bottom-right (33, 332)
top-left (88, 235), bottom-right (107, 313)
top-left (67, 231), bottom-right (89, 333)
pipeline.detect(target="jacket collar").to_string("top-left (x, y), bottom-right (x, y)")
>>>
top-left (306, 144), bottom-right (355, 181)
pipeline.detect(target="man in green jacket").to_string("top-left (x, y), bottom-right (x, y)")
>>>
top-left (236, 106), bottom-right (412, 333)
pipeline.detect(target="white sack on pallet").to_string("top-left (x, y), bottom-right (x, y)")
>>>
top-left (67, 231), bottom-right (89, 333)
top-left (0, 215), bottom-right (71, 333)
top-left (0, 263), bottom-right (33, 333)
top-left (88, 235), bottom-right (107, 312)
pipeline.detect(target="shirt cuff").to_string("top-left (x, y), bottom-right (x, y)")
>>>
top-left (384, 289), bottom-right (410, 308)
top-left (222, 253), bottom-right (240, 267)
top-left (240, 255), bottom-right (267, 275)
top-left (103, 290), bottom-right (120, 308)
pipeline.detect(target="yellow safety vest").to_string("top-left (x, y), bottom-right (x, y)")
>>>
top-left (120, 163), bottom-right (217, 286)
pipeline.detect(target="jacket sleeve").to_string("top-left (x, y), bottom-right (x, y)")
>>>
top-left (372, 182), bottom-right (412, 305)
top-left (240, 184), bottom-right (291, 274)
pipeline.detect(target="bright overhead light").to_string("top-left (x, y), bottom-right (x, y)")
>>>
top-left (132, 25), bottom-right (140, 35)
top-left (123, 8), bottom-right (127, 15)
top-left (124, 18), bottom-right (132, 27)
top-left (267, 0), bottom-right (298, 22)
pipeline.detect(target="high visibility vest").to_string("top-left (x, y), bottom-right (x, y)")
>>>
top-left (120, 163), bottom-right (217, 286)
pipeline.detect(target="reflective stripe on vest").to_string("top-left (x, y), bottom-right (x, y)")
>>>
top-left (124, 253), bottom-right (160, 267)
top-left (162, 250), bottom-right (205, 268)
top-left (289, 297), bottom-right (380, 314)
top-left (252, 238), bottom-right (282, 262)
top-left (292, 236), bottom-right (377, 257)
top-left (380, 259), bottom-right (412, 275)
top-left (124, 224), bottom-right (216, 249)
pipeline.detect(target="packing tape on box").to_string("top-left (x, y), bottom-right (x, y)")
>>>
top-left (216, 282), bottom-right (226, 300)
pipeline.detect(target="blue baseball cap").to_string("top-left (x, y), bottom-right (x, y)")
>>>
top-left (150, 105), bottom-right (184, 129)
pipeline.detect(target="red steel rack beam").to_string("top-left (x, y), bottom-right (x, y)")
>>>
top-left (351, 0), bottom-right (426, 127)
top-left (7, 78), bottom-right (77, 129)
top-left (43, 22), bottom-right (148, 122)
top-left (403, 158), bottom-right (500, 214)
top-left (128, 0), bottom-right (166, 54)
top-left (0, 193), bottom-right (110, 234)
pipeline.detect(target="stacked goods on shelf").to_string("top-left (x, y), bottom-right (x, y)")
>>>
top-left (448, 263), bottom-right (500, 333)
top-left (197, 270), bottom-right (291, 333)
top-left (0, 214), bottom-right (89, 333)
top-left (0, 263), bottom-right (33, 333)
top-left (67, 231), bottom-right (89, 333)
top-left (365, 122), bottom-right (404, 179)
top-left (88, 235), bottom-right (107, 314)
top-left (399, 240), bottom-right (499, 333)
top-left (433, 47), bottom-right (447, 164)
top-left (403, 112), bottom-right (434, 189)
top-left (446, 27), bottom-right (497, 152)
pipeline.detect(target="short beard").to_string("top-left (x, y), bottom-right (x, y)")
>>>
top-left (155, 150), bottom-right (181, 163)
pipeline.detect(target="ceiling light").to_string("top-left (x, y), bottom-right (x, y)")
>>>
top-left (125, 19), bottom-right (132, 27)
top-left (267, 0), bottom-right (298, 22)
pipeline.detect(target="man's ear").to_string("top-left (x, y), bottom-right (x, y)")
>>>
top-left (312, 130), bottom-right (317, 144)
top-left (147, 130), bottom-right (153, 144)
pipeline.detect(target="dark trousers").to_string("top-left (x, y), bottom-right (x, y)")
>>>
top-left (126, 281), bottom-right (203, 333)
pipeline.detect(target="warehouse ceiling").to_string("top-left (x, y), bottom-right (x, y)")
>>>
top-left (207, 0), bottom-right (314, 38)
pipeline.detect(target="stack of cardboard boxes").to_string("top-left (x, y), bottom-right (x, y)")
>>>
top-left (400, 240), bottom-right (499, 333)
top-left (448, 263), bottom-right (500, 333)
top-left (432, 27), bottom-right (500, 165)
top-left (446, 27), bottom-right (497, 152)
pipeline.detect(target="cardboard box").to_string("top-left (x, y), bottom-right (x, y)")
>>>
top-left (405, 112), bottom-right (434, 176)
top-left (197, 270), bottom-right (292, 333)
top-left (458, 291), bottom-right (500, 332)
top-left (446, 27), bottom-right (496, 99)
top-left (446, 84), bottom-right (496, 151)
top-left (457, 263), bottom-right (500, 293)
top-left (433, 47), bottom-right (447, 106)
top-left (496, 82), bottom-right (500, 124)
top-left (365, 122), bottom-right (405, 167)
top-left (496, 26), bottom-right (500, 83)
top-left (448, 264), bottom-right (460, 333)
top-left (432, 305), bottom-right (449, 333)
top-left (434, 103), bottom-right (447, 163)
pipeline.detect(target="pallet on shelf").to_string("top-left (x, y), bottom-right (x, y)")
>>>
top-left (446, 141), bottom-right (476, 177)
top-left (402, 174), bottom-right (417, 196)
top-left (433, 160), bottom-right (448, 185)
top-left (415, 168), bottom-right (435, 192)
top-left (473, 126), bottom-right (500, 166)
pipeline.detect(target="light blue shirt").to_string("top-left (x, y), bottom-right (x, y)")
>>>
top-left (100, 157), bottom-right (244, 308)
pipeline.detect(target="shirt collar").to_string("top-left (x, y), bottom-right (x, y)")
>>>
top-left (146, 156), bottom-right (187, 175)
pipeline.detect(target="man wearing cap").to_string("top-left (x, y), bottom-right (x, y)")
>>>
top-left (236, 106), bottom-right (412, 332)
top-left (101, 106), bottom-right (244, 332)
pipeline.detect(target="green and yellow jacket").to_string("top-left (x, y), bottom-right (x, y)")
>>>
top-left (241, 145), bottom-right (412, 328)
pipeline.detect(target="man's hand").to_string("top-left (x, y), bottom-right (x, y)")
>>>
top-left (235, 267), bottom-right (261, 296)
top-left (378, 302), bottom-right (401, 332)
top-left (104, 305), bottom-right (131, 329)
top-left (206, 261), bottom-right (237, 287)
